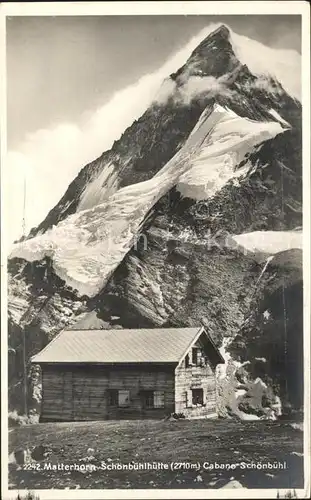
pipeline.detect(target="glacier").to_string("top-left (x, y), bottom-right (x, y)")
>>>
top-left (9, 103), bottom-right (287, 298)
top-left (176, 105), bottom-right (287, 200)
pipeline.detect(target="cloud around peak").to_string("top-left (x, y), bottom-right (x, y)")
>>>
top-left (230, 29), bottom-right (301, 101)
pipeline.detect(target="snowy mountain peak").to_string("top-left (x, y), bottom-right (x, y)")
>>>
top-left (209, 23), bottom-right (231, 38)
top-left (189, 24), bottom-right (232, 59)
top-left (173, 24), bottom-right (240, 82)
top-left (177, 23), bottom-right (301, 101)
top-left (25, 24), bottom-right (300, 239)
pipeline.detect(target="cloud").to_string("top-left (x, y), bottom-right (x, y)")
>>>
top-left (230, 30), bottom-right (301, 100)
top-left (178, 75), bottom-right (233, 105)
top-left (153, 78), bottom-right (177, 105)
top-left (247, 75), bottom-right (284, 95)
top-left (154, 74), bottom-right (234, 107)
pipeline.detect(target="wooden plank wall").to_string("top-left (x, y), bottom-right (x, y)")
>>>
top-left (41, 369), bottom-right (73, 421)
top-left (40, 364), bottom-right (175, 422)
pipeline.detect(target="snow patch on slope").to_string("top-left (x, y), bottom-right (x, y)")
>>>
top-left (268, 108), bottom-right (291, 127)
top-left (78, 161), bottom-right (119, 211)
top-left (232, 230), bottom-right (302, 255)
top-left (9, 104), bottom-right (286, 298)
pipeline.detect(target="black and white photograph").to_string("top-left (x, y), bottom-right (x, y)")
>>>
top-left (1, 2), bottom-right (310, 499)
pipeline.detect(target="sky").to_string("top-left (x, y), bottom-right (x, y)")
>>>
top-left (6, 15), bottom-right (301, 243)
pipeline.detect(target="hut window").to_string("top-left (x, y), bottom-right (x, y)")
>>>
top-left (108, 389), bottom-right (130, 407)
top-left (185, 354), bottom-right (190, 368)
top-left (192, 347), bottom-right (203, 366)
top-left (118, 390), bottom-right (130, 407)
top-left (192, 348), bottom-right (198, 365)
top-left (154, 391), bottom-right (165, 408)
top-left (141, 390), bottom-right (164, 408)
top-left (192, 388), bottom-right (204, 406)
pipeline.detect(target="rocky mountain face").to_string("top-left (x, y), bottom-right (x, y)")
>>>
top-left (222, 248), bottom-right (303, 419)
top-left (8, 25), bottom-right (302, 419)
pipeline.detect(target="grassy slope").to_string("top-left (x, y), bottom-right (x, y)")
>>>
top-left (9, 419), bottom-right (303, 490)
